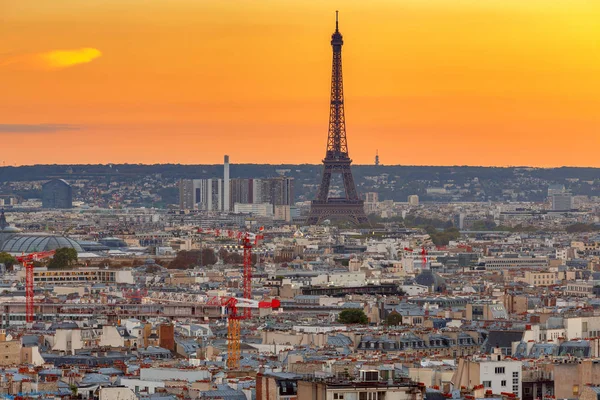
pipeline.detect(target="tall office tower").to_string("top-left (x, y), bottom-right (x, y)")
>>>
top-left (375, 150), bottom-right (380, 166)
top-left (230, 177), bottom-right (294, 208)
top-left (179, 179), bottom-right (194, 209)
top-left (179, 178), bottom-right (223, 211)
top-left (230, 178), bottom-right (254, 205)
top-left (224, 155), bottom-right (230, 211)
top-left (307, 12), bottom-right (369, 226)
top-left (42, 179), bottom-right (73, 209)
top-left (251, 177), bottom-right (294, 206)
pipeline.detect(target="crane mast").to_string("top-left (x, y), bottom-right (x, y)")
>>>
top-left (16, 250), bottom-right (56, 324)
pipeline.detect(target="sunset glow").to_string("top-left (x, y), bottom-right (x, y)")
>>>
top-left (1, 0), bottom-right (599, 166)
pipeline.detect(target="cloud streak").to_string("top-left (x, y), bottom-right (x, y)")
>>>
top-left (0, 48), bottom-right (102, 70)
top-left (0, 124), bottom-right (81, 133)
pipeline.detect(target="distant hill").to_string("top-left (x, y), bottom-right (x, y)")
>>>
top-left (1, 164), bottom-right (599, 203)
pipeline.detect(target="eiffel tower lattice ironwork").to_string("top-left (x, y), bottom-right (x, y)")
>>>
top-left (307, 12), bottom-right (369, 226)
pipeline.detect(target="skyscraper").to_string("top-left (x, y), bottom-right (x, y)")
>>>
top-left (179, 178), bottom-right (223, 211)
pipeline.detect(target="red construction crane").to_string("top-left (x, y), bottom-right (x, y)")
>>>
top-left (197, 227), bottom-right (264, 316)
top-left (122, 288), bottom-right (148, 303)
top-left (16, 250), bottom-right (56, 324)
top-left (222, 297), bottom-right (280, 370)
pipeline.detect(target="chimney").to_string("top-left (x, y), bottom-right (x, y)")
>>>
top-left (224, 155), bottom-right (230, 212)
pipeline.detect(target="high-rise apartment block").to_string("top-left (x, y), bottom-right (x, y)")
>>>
top-left (180, 177), bottom-right (293, 212)
top-left (179, 178), bottom-right (223, 211)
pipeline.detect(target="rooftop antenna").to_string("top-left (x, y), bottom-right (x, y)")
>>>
top-left (336, 10), bottom-right (339, 32)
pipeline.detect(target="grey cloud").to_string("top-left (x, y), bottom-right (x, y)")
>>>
top-left (0, 124), bottom-right (81, 133)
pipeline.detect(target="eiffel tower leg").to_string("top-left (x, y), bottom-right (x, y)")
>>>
top-left (341, 165), bottom-right (359, 200)
top-left (316, 167), bottom-right (333, 202)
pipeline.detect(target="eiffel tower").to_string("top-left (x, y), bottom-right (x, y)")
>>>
top-left (307, 12), bottom-right (369, 226)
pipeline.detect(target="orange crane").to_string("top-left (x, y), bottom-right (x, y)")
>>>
top-left (16, 250), bottom-right (56, 324)
top-left (221, 297), bottom-right (280, 370)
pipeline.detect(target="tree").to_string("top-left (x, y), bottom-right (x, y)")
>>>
top-left (338, 309), bottom-right (369, 325)
top-left (48, 248), bottom-right (78, 269)
top-left (168, 249), bottom-right (217, 269)
top-left (0, 252), bottom-right (16, 269)
top-left (218, 249), bottom-right (244, 265)
top-left (385, 312), bottom-right (402, 327)
top-left (427, 227), bottom-right (461, 246)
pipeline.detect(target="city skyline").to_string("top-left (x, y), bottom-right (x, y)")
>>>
top-left (1, 0), bottom-right (599, 167)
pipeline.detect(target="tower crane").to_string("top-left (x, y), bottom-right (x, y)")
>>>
top-left (197, 227), bottom-right (264, 315)
top-left (15, 250), bottom-right (56, 324)
top-left (221, 297), bottom-right (280, 370)
top-left (196, 227), bottom-right (272, 369)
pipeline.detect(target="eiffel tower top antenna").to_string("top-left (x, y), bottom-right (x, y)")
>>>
top-left (336, 10), bottom-right (339, 32)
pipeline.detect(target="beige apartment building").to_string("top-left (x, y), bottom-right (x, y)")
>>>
top-left (522, 271), bottom-right (557, 286)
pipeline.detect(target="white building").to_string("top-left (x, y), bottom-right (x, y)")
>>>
top-left (452, 350), bottom-right (522, 399)
top-left (20, 267), bottom-right (134, 286)
top-left (234, 202), bottom-right (273, 217)
top-left (482, 256), bottom-right (549, 271)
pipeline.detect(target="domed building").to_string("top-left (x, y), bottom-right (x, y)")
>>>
top-left (0, 210), bottom-right (83, 254)
top-left (1, 234), bottom-right (83, 253)
top-left (0, 210), bottom-right (21, 244)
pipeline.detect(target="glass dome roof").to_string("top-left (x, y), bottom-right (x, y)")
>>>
top-left (0, 234), bottom-right (84, 253)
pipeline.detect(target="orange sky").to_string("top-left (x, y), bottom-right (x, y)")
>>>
top-left (1, 0), bottom-right (599, 167)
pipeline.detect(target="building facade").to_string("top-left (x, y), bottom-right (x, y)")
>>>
top-left (42, 179), bottom-right (72, 209)
top-left (179, 179), bottom-right (223, 211)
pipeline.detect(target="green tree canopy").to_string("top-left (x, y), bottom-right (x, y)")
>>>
top-left (48, 248), bottom-right (78, 269)
top-left (0, 252), bottom-right (17, 269)
top-left (427, 227), bottom-right (461, 246)
top-left (385, 312), bottom-right (402, 327)
top-left (338, 309), bottom-right (369, 325)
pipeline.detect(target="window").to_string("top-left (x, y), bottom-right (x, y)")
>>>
top-left (501, 380), bottom-right (507, 387)
top-left (483, 381), bottom-right (492, 388)
top-left (513, 378), bottom-right (519, 384)
top-left (495, 367), bottom-right (506, 374)
top-left (512, 371), bottom-right (519, 378)
top-left (513, 386), bottom-right (519, 393)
